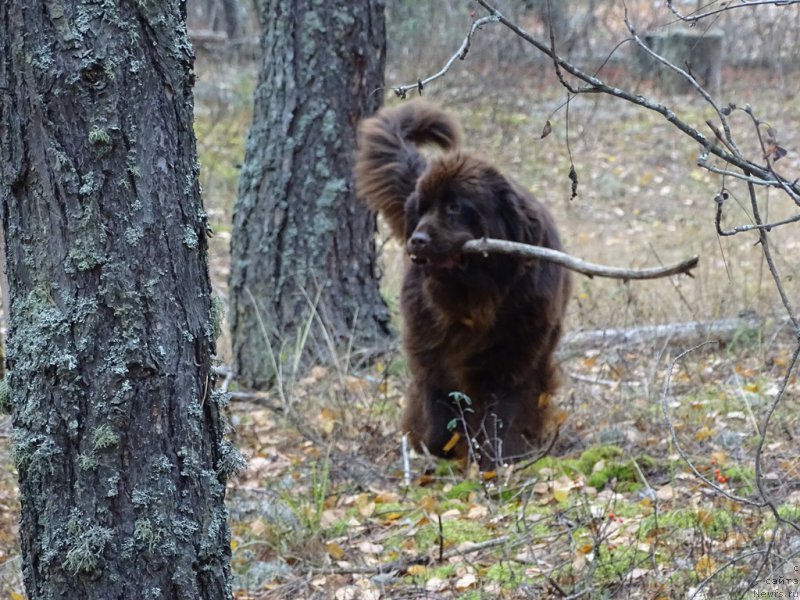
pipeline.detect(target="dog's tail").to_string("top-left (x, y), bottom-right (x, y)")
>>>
top-left (355, 101), bottom-right (462, 240)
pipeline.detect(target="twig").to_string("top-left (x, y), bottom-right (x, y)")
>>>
top-left (226, 390), bottom-right (284, 412)
top-left (393, 15), bottom-right (499, 98)
top-left (661, 342), bottom-right (766, 507)
top-left (401, 433), bottom-right (411, 488)
top-left (320, 534), bottom-right (515, 577)
top-left (666, 0), bottom-right (800, 24)
top-left (462, 238), bottom-right (699, 280)
top-left (471, 0), bottom-right (800, 196)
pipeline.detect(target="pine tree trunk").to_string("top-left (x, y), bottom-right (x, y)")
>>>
top-left (0, 2), bottom-right (235, 599)
top-left (229, 0), bottom-right (391, 389)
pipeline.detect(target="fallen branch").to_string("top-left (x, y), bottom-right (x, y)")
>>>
top-left (320, 534), bottom-right (515, 577)
top-left (462, 238), bottom-right (699, 280)
top-left (557, 313), bottom-right (773, 358)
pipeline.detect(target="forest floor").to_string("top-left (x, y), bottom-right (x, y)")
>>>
top-left (2, 51), bottom-right (800, 599)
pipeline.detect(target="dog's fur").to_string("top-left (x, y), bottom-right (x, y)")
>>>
top-left (355, 100), bottom-right (571, 468)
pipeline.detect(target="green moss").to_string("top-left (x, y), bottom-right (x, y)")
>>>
top-left (93, 424), bottom-right (120, 450)
top-left (77, 452), bottom-right (99, 471)
top-left (533, 446), bottom-right (657, 492)
top-left (182, 226), bottom-right (199, 249)
top-left (484, 561), bottom-right (528, 586)
top-left (444, 480), bottom-right (482, 501)
top-left (63, 511), bottom-right (114, 575)
top-left (124, 225), bottom-right (144, 246)
top-left (576, 445), bottom-right (624, 474)
top-left (216, 440), bottom-right (246, 478)
top-left (207, 294), bottom-right (225, 343)
top-left (0, 376), bottom-right (10, 414)
top-left (416, 517), bottom-right (493, 549)
top-left (640, 507), bottom-right (737, 540)
top-left (593, 545), bottom-right (649, 582)
top-left (88, 125), bottom-right (111, 146)
top-left (134, 518), bottom-right (163, 553)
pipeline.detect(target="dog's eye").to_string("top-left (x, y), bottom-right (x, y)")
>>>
top-left (445, 200), bottom-right (460, 215)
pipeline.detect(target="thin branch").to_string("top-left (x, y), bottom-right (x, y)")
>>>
top-left (746, 178), bottom-right (799, 327)
top-left (621, 10), bottom-right (740, 157)
top-left (461, 238), bottom-right (699, 280)
top-left (661, 342), bottom-right (767, 507)
top-left (754, 342), bottom-right (800, 533)
top-left (472, 0), bottom-right (800, 196)
top-left (715, 193), bottom-right (800, 236)
top-left (666, 0), bottom-right (800, 24)
top-left (393, 15), bottom-right (499, 98)
top-left (320, 534), bottom-right (515, 577)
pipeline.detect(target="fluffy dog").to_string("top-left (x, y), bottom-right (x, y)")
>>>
top-left (355, 100), bottom-right (571, 468)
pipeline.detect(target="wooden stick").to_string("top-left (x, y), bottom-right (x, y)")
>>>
top-left (462, 238), bottom-right (699, 280)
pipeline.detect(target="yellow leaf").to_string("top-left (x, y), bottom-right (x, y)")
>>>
top-left (419, 495), bottom-right (439, 514)
top-left (12, 592), bottom-right (26, 600)
top-left (553, 485), bottom-right (570, 503)
top-left (319, 407), bottom-right (336, 435)
top-left (327, 541), bottom-right (345, 560)
top-left (381, 512), bottom-right (403, 523)
top-left (481, 470), bottom-right (497, 481)
top-left (407, 565), bottom-right (427, 577)
top-left (230, 539), bottom-right (238, 551)
top-left (696, 509), bottom-right (713, 527)
top-left (695, 555), bottom-right (716, 578)
top-left (694, 426), bottom-right (715, 442)
top-left (442, 432), bottom-right (460, 453)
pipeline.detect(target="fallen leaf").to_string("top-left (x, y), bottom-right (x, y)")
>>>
top-left (334, 586), bottom-right (357, 600)
top-left (327, 542), bottom-right (346, 560)
top-left (541, 119), bottom-right (552, 139)
top-left (426, 577), bottom-right (448, 592)
top-left (455, 573), bottom-right (478, 591)
top-left (656, 485), bottom-right (675, 501)
top-left (695, 555), bottom-right (716, 578)
top-left (358, 541), bottom-right (383, 555)
top-left (442, 432), bottom-right (460, 453)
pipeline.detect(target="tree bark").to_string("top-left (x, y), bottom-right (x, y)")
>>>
top-left (229, 0), bottom-right (391, 389)
top-left (0, 2), bottom-right (236, 599)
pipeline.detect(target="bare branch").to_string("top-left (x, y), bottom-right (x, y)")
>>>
top-left (472, 0), bottom-right (800, 196)
top-left (393, 15), bottom-right (499, 98)
top-left (666, 0), bottom-right (800, 23)
top-left (662, 343), bottom-right (767, 508)
top-left (462, 238), bottom-right (699, 280)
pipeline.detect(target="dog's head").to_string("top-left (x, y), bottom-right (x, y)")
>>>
top-left (404, 152), bottom-right (543, 275)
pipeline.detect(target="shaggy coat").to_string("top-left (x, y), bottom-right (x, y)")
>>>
top-left (355, 101), bottom-right (571, 468)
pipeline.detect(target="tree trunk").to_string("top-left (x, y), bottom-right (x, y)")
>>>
top-left (229, 0), bottom-right (391, 389)
top-left (0, 2), bottom-right (236, 599)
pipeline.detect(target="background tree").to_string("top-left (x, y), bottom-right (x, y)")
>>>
top-left (0, 2), bottom-right (238, 598)
top-left (229, 0), bottom-right (391, 390)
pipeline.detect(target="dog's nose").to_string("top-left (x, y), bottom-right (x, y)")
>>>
top-left (407, 231), bottom-right (430, 253)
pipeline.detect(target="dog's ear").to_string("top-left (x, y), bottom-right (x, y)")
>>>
top-left (494, 178), bottom-right (544, 246)
top-left (404, 192), bottom-right (421, 240)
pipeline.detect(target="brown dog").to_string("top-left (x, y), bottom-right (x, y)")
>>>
top-left (355, 101), bottom-right (571, 468)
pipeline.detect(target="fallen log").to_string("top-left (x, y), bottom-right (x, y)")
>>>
top-left (557, 312), bottom-right (774, 358)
